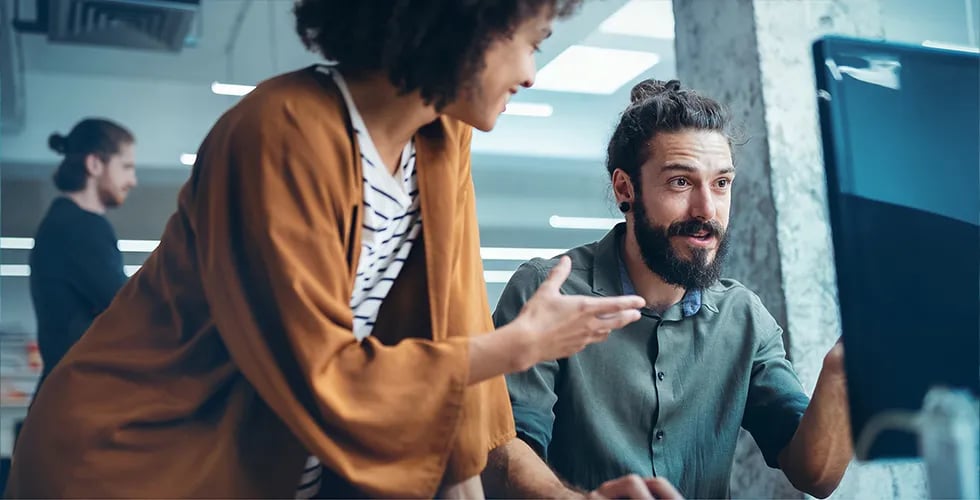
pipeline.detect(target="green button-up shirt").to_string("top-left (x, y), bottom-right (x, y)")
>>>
top-left (494, 224), bottom-right (809, 499)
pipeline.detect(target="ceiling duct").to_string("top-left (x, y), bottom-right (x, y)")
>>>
top-left (18, 0), bottom-right (200, 52)
top-left (1, 1), bottom-right (26, 134)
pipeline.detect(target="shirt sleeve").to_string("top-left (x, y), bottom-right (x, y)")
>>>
top-left (190, 100), bottom-right (470, 497)
top-left (492, 260), bottom-right (559, 458)
top-left (741, 299), bottom-right (811, 468)
top-left (67, 219), bottom-right (127, 315)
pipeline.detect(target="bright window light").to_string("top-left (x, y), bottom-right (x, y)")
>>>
top-left (484, 270), bottom-right (516, 284)
top-left (502, 102), bottom-right (554, 117)
top-left (4, 263), bottom-right (519, 283)
top-left (211, 81), bottom-right (255, 96)
top-left (2, 238), bottom-right (560, 283)
top-left (4, 237), bottom-right (566, 259)
top-left (0, 237), bottom-right (34, 249)
top-left (922, 40), bottom-right (980, 53)
top-left (180, 153), bottom-right (197, 166)
top-left (549, 215), bottom-right (622, 230)
top-left (481, 247), bottom-right (566, 261)
top-left (0, 265), bottom-right (30, 277)
top-left (599, 0), bottom-right (675, 39)
top-left (534, 45), bottom-right (660, 94)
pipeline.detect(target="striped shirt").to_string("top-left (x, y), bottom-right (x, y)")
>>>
top-left (296, 66), bottom-right (422, 498)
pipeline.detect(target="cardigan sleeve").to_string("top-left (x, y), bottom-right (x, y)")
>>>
top-left (440, 125), bottom-right (517, 484)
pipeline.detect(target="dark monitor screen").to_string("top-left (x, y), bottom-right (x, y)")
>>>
top-left (813, 36), bottom-right (979, 460)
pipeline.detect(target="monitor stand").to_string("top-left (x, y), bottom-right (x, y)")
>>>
top-left (919, 387), bottom-right (979, 499)
top-left (856, 387), bottom-right (979, 498)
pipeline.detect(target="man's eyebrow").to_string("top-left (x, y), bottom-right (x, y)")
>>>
top-left (660, 164), bottom-right (735, 175)
top-left (660, 163), bottom-right (697, 173)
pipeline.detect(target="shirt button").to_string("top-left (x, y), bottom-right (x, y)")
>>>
top-left (657, 371), bottom-right (665, 381)
top-left (656, 430), bottom-right (665, 440)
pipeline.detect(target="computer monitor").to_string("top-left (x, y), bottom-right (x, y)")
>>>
top-left (813, 36), bottom-right (979, 460)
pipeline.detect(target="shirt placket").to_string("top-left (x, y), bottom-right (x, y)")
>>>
top-left (650, 317), bottom-right (673, 480)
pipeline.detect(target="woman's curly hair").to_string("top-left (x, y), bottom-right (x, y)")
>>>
top-left (294, 0), bottom-right (581, 109)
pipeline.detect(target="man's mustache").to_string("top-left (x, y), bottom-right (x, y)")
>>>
top-left (666, 219), bottom-right (725, 238)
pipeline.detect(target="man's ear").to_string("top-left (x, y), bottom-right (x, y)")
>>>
top-left (612, 168), bottom-right (636, 204)
top-left (84, 154), bottom-right (104, 177)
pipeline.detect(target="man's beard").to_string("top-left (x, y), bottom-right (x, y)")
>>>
top-left (97, 179), bottom-right (123, 208)
top-left (632, 197), bottom-right (730, 289)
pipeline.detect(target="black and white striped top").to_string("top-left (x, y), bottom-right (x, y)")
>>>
top-left (320, 65), bottom-right (422, 341)
top-left (296, 66), bottom-right (422, 499)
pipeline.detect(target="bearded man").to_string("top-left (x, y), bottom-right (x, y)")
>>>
top-left (482, 80), bottom-right (852, 500)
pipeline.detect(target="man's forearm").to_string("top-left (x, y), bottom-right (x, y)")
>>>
top-left (439, 475), bottom-right (485, 499)
top-left (482, 438), bottom-right (583, 498)
top-left (780, 355), bottom-right (853, 498)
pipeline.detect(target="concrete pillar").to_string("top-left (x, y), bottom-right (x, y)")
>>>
top-left (670, 0), bottom-right (926, 498)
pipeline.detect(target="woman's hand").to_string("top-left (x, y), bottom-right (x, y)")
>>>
top-left (469, 256), bottom-right (644, 384)
top-left (506, 256), bottom-right (644, 371)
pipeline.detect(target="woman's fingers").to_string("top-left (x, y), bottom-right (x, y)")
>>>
top-left (538, 255), bottom-right (571, 294)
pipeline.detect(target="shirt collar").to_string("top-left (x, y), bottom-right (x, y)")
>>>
top-left (597, 223), bottom-right (703, 319)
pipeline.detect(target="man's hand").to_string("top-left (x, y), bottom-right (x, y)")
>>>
top-left (778, 339), bottom-right (853, 498)
top-left (822, 339), bottom-right (846, 383)
top-left (588, 474), bottom-right (683, 499)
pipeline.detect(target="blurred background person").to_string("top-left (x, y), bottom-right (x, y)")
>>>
top-left (30, 118), bottom-right (137, 386)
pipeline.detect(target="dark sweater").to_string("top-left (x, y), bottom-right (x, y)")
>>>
top-left (29, 197), bottom-right (127, 380)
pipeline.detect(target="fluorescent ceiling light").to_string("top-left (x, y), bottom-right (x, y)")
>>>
top-left (0, 265), bottom-right (140, 277)
top-left (0, 265), bottom-right (30, 277)
top-left (503, 102), bottom-right (554, 117)
top-left (534, 45), bottom-right (660, 94)
top-left (481, 247), bottom-right (566, 261)
top-left (1, 238), bottom-right (159, 252)
top-left (549, 215), bottom-right (622, 230)
top-left (599, 0), bottom-right (675, 39)
top-left (0, 237), bottom-right (34, 249)
top-left (180, 153), bottom-right (197, 166)
top-left (922, 40), bottom-right (980, 53)
top-left (116, 240), bottom-right (160, 253)
top-left (484, 270), bottom-right (516, 284)
top-left (211, 81), bottom-right (255, 96)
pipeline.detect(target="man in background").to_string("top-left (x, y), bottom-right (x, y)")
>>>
top-left (30, 117), bottom-right (137, 384)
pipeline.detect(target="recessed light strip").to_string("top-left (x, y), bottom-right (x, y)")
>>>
top-left (4, 238), bottom-right (566, 259)
top-left (533, 45), bottom-right (661, 95)
top-left (2, 239), bottom-right (566, 280)
top-left (549, 215), bottom-right (621, 230)
top-left (0, 237), bottom-right (34, 250)
top-left (211, 81), bottom-right (255, 96)
top-left (0, 265), bottom-right (30, 277)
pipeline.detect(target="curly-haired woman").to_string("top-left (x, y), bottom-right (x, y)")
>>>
top-left (5, 1), bottom-right (647, 498)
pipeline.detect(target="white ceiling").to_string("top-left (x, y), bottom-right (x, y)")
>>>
top-left (1, 0), bottom-right (681, 169)
top-left (3, 0), bottom-right (972, 170)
